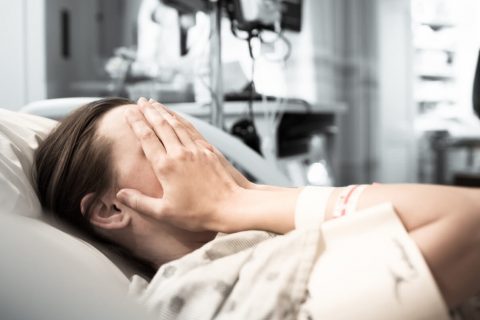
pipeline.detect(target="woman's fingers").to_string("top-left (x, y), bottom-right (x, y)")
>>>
top-left (136, 98), bottom-right (255, 188)
top-left (148, 99), bottom-right (173, 117)
top-left (139, 98), bottom-right (197, 150)
top-left (147, 98), bottom-right (203, 146)
top-left (117, 188), bottom-right (167, 220)
top-left (147, 98), bottom-right (206, 142)
top-left (125, 108), bottom-right (166, 160)
top-left (138, 100), bottom-right (186, 153)
top-left (135, 98), bottom-right (254, 187)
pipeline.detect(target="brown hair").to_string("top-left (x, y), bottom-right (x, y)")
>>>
top-left (34, 97), bottom-right (155, 277)
top-left (35, 97), bottom-right (130, 234)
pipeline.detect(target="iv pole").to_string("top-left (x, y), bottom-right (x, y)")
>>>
top-left (209, 0), bottom-right (224, 129)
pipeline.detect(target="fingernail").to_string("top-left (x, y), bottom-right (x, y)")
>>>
top-left (149, 98), bottom-right (155, 103)
top-left (138, 97), bottom-right (147, 105)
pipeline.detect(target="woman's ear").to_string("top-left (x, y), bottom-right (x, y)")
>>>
top-left (80, 193), bottom-right (131, 230)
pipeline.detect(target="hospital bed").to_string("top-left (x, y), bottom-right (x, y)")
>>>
top-left (0, 98), bottom-right (290, 320)
top-left (3, 98), bottom-right (479, 319)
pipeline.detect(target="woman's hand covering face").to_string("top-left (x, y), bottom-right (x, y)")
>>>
top-left (145, 99), bottom-right (256, 190)
top-left (116, 98), bottom-right (247, 233)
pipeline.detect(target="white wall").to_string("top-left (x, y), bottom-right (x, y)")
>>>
top-left (0, 0), bottom-right (46, 110)
top-left (336, 0), bottom-right (378, 184)
top-left (373, 0), bottom-right (416, 182)
top-left (25, 0), bottom-right (47, 104)
top-left (454, 0), bottom-right (480, 115)
top-left (334, 0), bottom-right (416, 184)
top-left (0, 1), bottom-right (27, 109)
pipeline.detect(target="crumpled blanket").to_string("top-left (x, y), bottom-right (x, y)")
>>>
top-left (129, 228), bottom-right (324, 320)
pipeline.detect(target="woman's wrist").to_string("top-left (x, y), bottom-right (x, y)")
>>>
top-left (218, 186), bottom-right (304, 234)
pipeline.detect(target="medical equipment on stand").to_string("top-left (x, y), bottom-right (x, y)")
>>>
top-left (209, 0), bottom-right (224, 128)
top-left (224, 0), bottom-right (300, 155)
top-left (152, 0), bottom-right (332, 186)
top-left (161, 0), bottom-right (302, 130)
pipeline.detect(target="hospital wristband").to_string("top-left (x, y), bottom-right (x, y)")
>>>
top-left (294, 186), bottom-right (334, 230)
top-left (332, 184), bottom-right (368, 218)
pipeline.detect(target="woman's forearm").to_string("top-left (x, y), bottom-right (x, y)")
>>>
top-left (221, 187), bottom-right (304, 234)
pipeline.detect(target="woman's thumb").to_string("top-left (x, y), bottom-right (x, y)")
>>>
top-left (116, 189), bottom-right (163, 218)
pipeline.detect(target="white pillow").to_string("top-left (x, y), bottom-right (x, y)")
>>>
top-left (0, 107), bottom-right (135, 288)
top-left (0, 213), bottom-right (151, 320)
top-left (0, 108), bottom-right (56, 218)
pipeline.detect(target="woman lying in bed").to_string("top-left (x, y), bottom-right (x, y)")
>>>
top-left (35, 97), bottom-right (480, 317)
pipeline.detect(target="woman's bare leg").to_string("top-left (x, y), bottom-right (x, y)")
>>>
top-left (325, 184), bottom-right (480, 308)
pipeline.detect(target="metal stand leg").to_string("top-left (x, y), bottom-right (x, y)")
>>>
top-left (209, 0), bottom-right (224, 129)
top-left (430, 131), bottom-right (449, 184)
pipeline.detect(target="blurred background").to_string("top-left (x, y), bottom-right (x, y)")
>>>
top-left (1, 0), bottom-right (479, 187)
